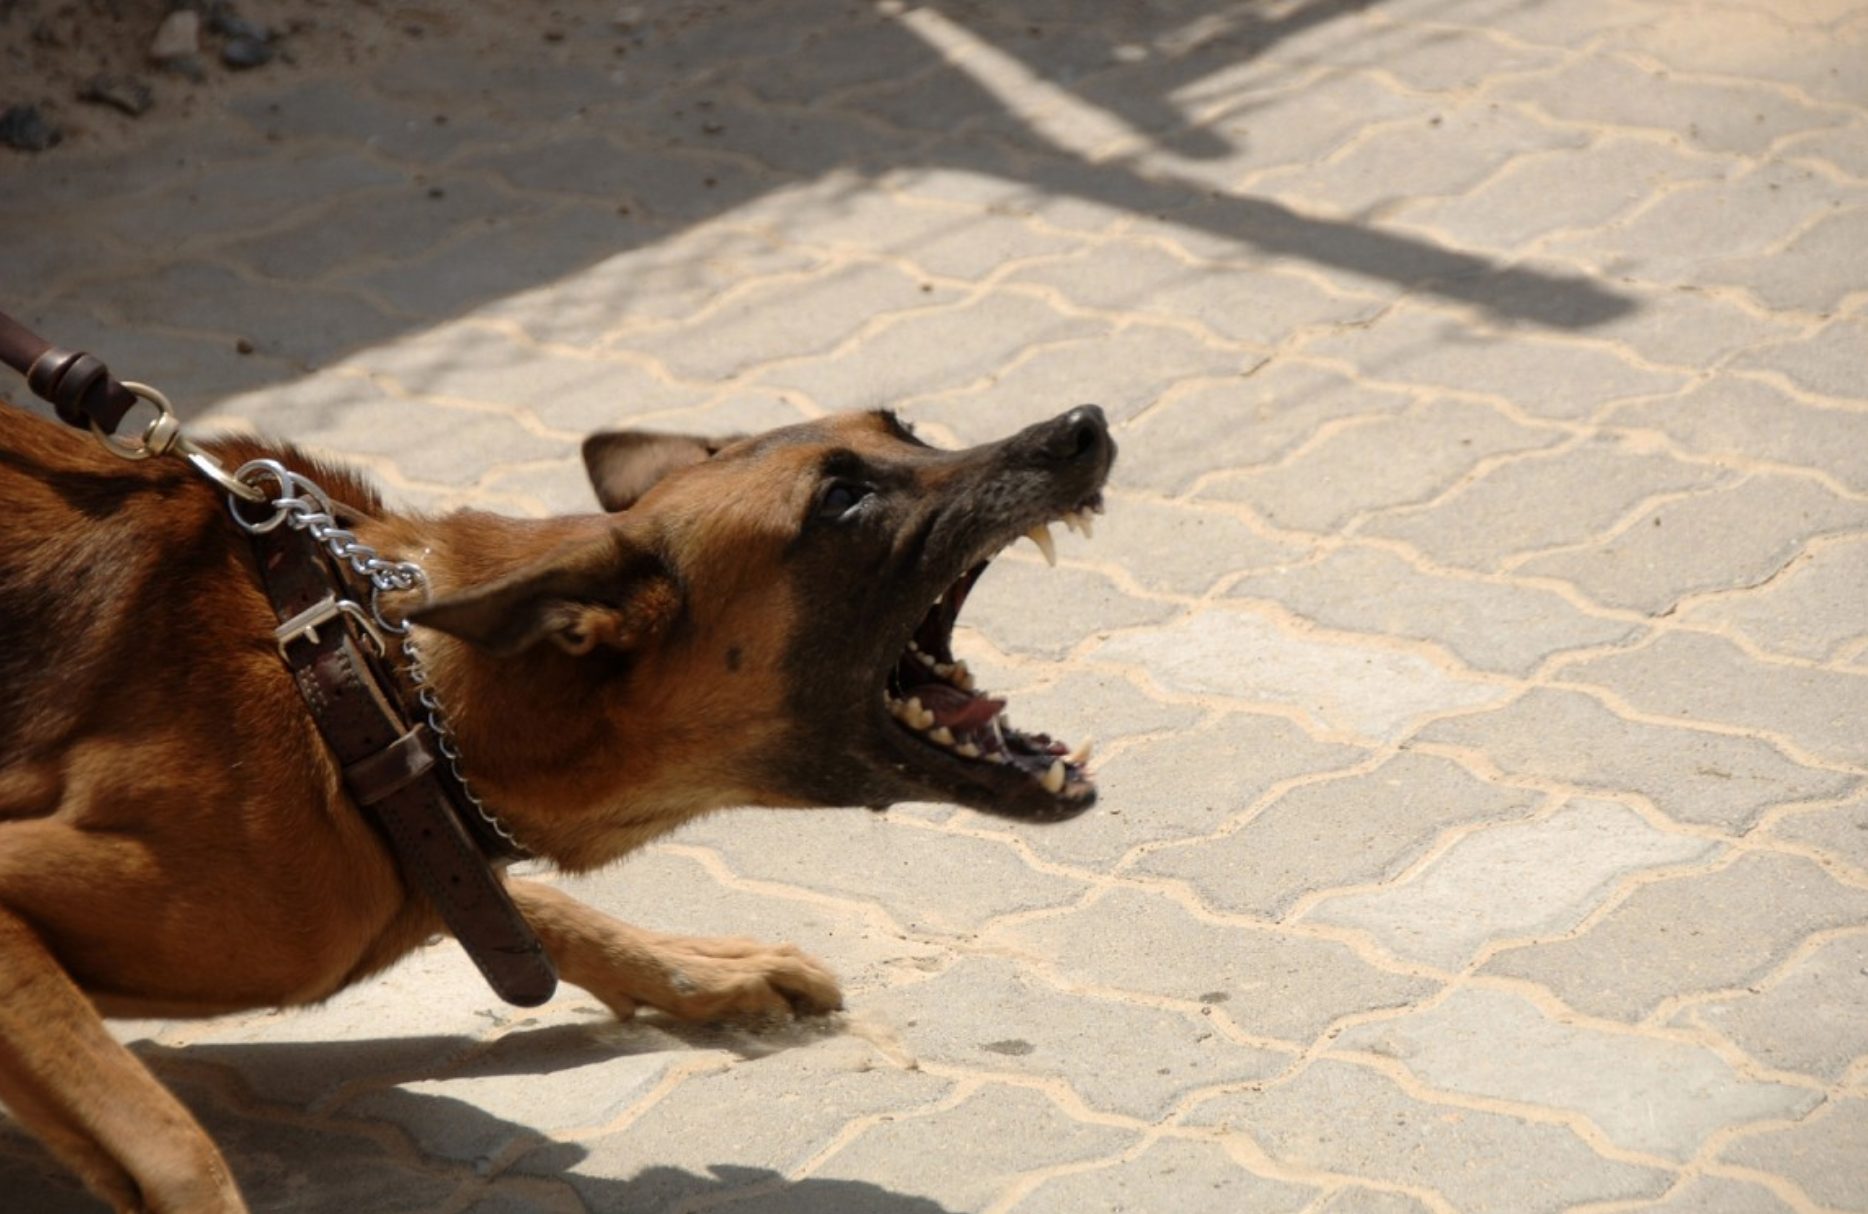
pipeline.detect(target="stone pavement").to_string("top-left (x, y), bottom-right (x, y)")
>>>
top-left (3, 0), bottom-right (1867, 1210)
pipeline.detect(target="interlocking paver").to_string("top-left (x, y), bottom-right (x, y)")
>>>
top-left (1414, 687), bottom-right (1859, 831)
top-left (6, 1), bottom-right (1868, 1210)
top-left (1186, 1060), bottom-right (1673, 1213)
top-left (1303, 799), bottom-right (1721, 970)
top-left (1231, 547), bottom-right (1640, 675)
top-left (1482, 852), bottom-right (1868, 1022)
top-left (1010, 1136), bottom-right (1319, 1214)
top-left (1334, 986), bottom-right (1817, 1160)
top-left (1516, 474), bottom-right (1868, 615)
top-left (995, 888), bottom-right (1437, 1045)
top-left (1675, 932), bottom-right (1868, 1082)
top-left (1720, 1096), bottom-right (1868, 1213)
top-left (862, 958), bottom-right (1287, 1121)
top-left (1133, 751), bottom-right (1540, 921)
top-left (1198, 398), bottom-right (1564, 533)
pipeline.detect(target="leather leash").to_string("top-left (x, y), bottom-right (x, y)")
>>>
top-left (0, 309), bottom-right (558, 1007)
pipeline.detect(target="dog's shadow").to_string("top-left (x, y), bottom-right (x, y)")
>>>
top-left (0, 1019), bottom-right (964, 1213)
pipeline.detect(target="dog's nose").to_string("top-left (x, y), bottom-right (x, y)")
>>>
top-left (1037, 404), bottom-right (1111, 464)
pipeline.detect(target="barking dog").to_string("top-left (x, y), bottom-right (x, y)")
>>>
top-left (0, 403), bottom-right (1114, 1212)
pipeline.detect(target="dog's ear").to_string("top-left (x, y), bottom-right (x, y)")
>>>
top-left (407, 532), bottom-right (679, 658)
top-left (582, 430), bottom-right (742, 513)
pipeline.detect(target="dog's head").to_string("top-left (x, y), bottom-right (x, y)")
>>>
top-left (410, 408), bottom-right (1114, 832)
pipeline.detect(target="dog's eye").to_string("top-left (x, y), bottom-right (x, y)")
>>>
top-left (815, 481), bottom-right (873, 521)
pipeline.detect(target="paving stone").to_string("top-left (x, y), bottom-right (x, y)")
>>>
top-left (510, 1035), bottom-right (953, 1211)
top-left (322, 199), bottom-right (642, 317)
top-left (997, 888), bottom-right (1437, 1045)
top-left (1134, 751), bottom-right (1539, 920)
top-left (756, 183), bottom-right (1086, 281)
top-left (93, 150), bottom-right (408, 252)
top-left (672, 809), bottom-right (1090, 938)
top-left (630, 262), bottom-right (965, 382)
top-left (1078, 496), bottom-right (1308, 596)
top-left (669, 96), bottom-right (930, 177)
top-left (1231, 547), bottom-right (1640, 675)
top-left (1634, 1176), bottom-right (1799, 1214)
top-left (1364, 438), bottom-right (1729, 570)
top-left (862, 958), bottom-right (1287, 1120)
top-left (464, 135), bottom-right (765, 219)
top-left (1597, 4), bottom-right (1868, 108)
top-left (1336, 987), bottom-right (1815, 1160)
top-left (1767, 789), bottom-right (1868, 877)
top-left (1305, 800), bottom-right (1721, 969)
top-left (1549, 163), bottom-right (1867, 289)
top-left (759, 292), bottom-right (1104, 411)
top-left (343, 1023), bottom-right (683, 1166)
top-left (1736, 316), bottom-right (1868, 403)
top-left (1296, 306), bottom-right (1689, 421)
top-left (1311, 1189), bottom-right (1435, 1214)
top-left (1415, 688), bottom-right (1857, 831)
top-left (795, 1085), bottom-right (1137, 1213)
top-left (224, 76), bottom-right (495, 163)
top-left (1199, 398), bottom-right (1563, 533)
top-left (1186, 1060), bottom-right (1672, 1213)
top-left (957, 558), bottom-right (1180, 660)
top-left (1011, 1136), bottom-right (1319, 1214)
top-left (1676, 933), bottom-right (1868, 1082)
top-left (1710, 208), bottom-right (1868, 315)
top-left (552, 848), bottom-right (949, 1002)
top-left (1472, 279), bottom-right (1804, 369)
top-left (1115, 361), bottom-right (1417, 495)
top-left (906, 324), bottom-right (1252, 433)
top-left (1252, 102), bottom-right (1590, 217)
top-left (1517, 475), bottom-right (1868, 615)
top-left (1609, 376), bottom-right (1868, 495)
top-left (1780, 123), bottom-right (1868, 181)
top-left (486, 222), bottom-right (827, 343)
top-left (1497, 55), bottom-right (1844, 157)
top-left (1681, 534), bottom-right (1868, 661)
top-left (741, 18), bottom-right (936, 107)
top-left (1482, 852), bottom-right (1868, 1022)
top-left (1401, 137), bottom-right (1726, 255)
top-left (0, 1144), bottom-right (96, 1214)
top-left (1027, 711), bottom-right (1363, 871)
top-left (1005, 244), bottom-right (1385, 347)
top-left (1293, 20), bottom-right (1563, 93)
top-left (1560, 631), bottom-right (1868, 766)
top-left (1720, 1096), bottom-right (1868, 1212)
top-left (1093, 607), bottom-right (1515, 742)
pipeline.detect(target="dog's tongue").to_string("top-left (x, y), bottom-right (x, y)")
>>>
top-left (913, 683), bottom-right (1004, 731)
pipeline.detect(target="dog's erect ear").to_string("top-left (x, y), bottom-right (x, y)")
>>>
top-left (582, 430), bottom-right (743, 513)
top-left (407, 532), bottom-right (679, 657)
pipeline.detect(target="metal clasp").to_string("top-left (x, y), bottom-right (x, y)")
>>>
top-left (275, 594), bottom-right (388, 661)
top-left (91, 382), bottom-right (267, 502)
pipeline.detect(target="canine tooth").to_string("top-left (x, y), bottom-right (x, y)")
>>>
top-left (1026, 523), bottom-right (1057, 566)
top-left (1076, 509), bottom-right (1094, 539)
top-left (956, 742), bottom-right (981, 758)
top-left (1041, 759), bottom-right (1066, 794)
top-left (952, 660), bottom-right (974, 691)
top-left (1067, 738), bottom-right (1095, 765)
top-left (929, 726), bottom-right (954, 746)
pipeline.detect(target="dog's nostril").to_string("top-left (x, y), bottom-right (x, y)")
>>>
top-left (1044, 404), bottom-right (1108, 462)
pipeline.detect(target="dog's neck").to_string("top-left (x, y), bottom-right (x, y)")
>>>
top-left (356, 510), bottom-right (760, 873)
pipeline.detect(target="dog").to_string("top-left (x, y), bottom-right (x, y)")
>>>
top-left (0, 400), bottom-right (1114, 1212)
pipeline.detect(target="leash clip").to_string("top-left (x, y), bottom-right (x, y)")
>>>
top-left (90, 381), bottom-right (267, 503)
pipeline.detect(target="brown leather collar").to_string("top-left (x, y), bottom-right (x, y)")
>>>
top-left (244, 511), bottom-right (558, 1007)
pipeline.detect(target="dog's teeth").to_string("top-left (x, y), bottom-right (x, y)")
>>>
top-left (917, 650), bottom-right (938, 668)
top-left (952, 660), bottom-right (974, 691)
top-left (956, 741), bottom-right (981, 758)
top-left (1067, 737), bottom-right (1095, 765)
top-left (929, 726), bottom-right (954, 746)
top-left (1026, 523), bottom-right (1057, 566)
top-left (1041, 759), bottom-right (1066, 794)
top-left (1076, 509), bottom-right (1095, 539)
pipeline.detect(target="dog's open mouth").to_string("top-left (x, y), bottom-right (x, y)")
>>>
top-left (881, 495), bottom-right (1103, 814)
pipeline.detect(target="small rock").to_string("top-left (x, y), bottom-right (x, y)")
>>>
top-left (221, 35), bottom-right (274, 70)
top-left (161, 54), bottom-right (207, 83)
top-left (79, 74), bottom-right (155, 117)
top-left (0, 104), bottom-right (62, 152)
top-left (235, 337), bottom-right (255, 355)
top-left (148, 9), bottom-right (200, 62)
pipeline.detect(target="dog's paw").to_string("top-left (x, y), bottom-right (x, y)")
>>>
top-left (654, 935), bottom-right (843, 1022)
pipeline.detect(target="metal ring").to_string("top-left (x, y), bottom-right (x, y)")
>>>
top-left (89, 382), bottom-right (180, 462)
top-left (228, 459), bottom-right (297, 534)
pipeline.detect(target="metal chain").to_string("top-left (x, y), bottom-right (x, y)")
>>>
top-left (229, 458), bottom-right (530, 857)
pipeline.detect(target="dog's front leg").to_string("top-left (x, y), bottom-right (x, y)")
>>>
top-left (506, 880), bottom-right (843, 1022)
top-left (0, 906), bottom-right (247, 1214)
